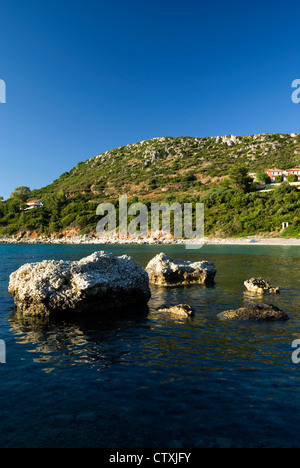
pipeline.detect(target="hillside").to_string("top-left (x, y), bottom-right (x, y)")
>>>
top-left (30, 133), bottom-right (300, 200)
top-left (1, 133), bottom-right (300, 239)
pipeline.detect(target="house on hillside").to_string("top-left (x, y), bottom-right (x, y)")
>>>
top-left (288, 169), bottom-right (300, 180)
top-left (265, 169), bottom-right (300, 183)
top-left (265, 169), bottom-right (286, 182)
top-left (24, 199), bottom-right (45, 211)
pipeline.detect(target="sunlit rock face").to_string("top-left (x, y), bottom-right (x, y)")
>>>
top-left (157, 304), bottom-right (196, 318)
top-left (8, 251), bottom-right (151, 316)
top-left (146, 253), bottom-right (217, 286)
top-left (218, 303), bottom-right (289, 321)
top-left (244, 278), bottom-right (280, 294)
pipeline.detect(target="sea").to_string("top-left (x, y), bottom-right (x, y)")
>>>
top-left (0, 243), bottom-right (299, 448)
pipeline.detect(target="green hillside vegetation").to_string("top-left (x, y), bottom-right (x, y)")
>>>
top-left (1, 133), bottom-right (300, 238)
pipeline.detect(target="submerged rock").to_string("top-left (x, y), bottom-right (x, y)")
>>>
top-left (244, 278), bottom-right (280, 294)
top-left (8, 251), bottom-right (151, 316)
top-left (146, 253), bottom-right (216, 286)
top-left (218, 303), bottom-right (289, 321)
top-left (157, 304), bottom-right (195, 318)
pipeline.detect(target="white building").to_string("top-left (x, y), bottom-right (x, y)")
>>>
top-left (25, 200), bottom-right (45, 211)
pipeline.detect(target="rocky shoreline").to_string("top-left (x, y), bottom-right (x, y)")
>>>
top-left (0, 234), bottom-right (183, 245)
top-left (0, 234), bottom-right (299, 246)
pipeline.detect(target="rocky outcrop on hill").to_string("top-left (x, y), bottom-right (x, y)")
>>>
top-left (218, 303), bottom-right (288, 321)
top-left (146, 253), bottom-right (216, 286)
top-left (8, 251), bottom-right (151, 316)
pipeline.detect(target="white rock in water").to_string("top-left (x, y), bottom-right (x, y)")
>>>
top-left (145, 253), bottom-right (216, 286)
top-left (244, 277), bottom-right (280, 294)
top-left (8, 251), bottom-right (151, 316)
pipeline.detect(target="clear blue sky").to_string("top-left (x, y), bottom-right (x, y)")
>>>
top-left (0, 0), bottom-right (300, 199)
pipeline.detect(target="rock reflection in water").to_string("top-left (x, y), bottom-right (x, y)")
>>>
top-left (9, 306), bottom-right (150, 373)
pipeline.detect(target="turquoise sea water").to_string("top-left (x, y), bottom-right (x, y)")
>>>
top-left (0, 243), bottom-right (299, 448)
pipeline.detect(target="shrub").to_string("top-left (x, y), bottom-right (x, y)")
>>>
top-left (256, 173), bottom-right (271, 184)
top-left (288, 174), bottom-right (299, 182)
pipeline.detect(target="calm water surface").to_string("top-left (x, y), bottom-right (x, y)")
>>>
top-left (0, 243), bottom-right (299, 448)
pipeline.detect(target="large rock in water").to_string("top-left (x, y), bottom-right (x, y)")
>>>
top-left (145, 253), bottom-right (216, 286)
top-left (218, 303), bottom-right (289, 321)
top-left (8, 251), bottom-right (151, 316)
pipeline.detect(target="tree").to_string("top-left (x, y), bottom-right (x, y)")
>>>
top-left (256, 172), bottom-right (271, 184)
top-left (275, 175), bottom-right (284, 183)
top-left (288, 174), bottom-right (299, 183)
top-left (10, 186), bottom-right (31, 202)
top-left (230, 166), bottom-right (253, 193)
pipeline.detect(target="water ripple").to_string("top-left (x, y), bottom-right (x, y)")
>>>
top-left (0, 244), bottom-right (300, 447)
